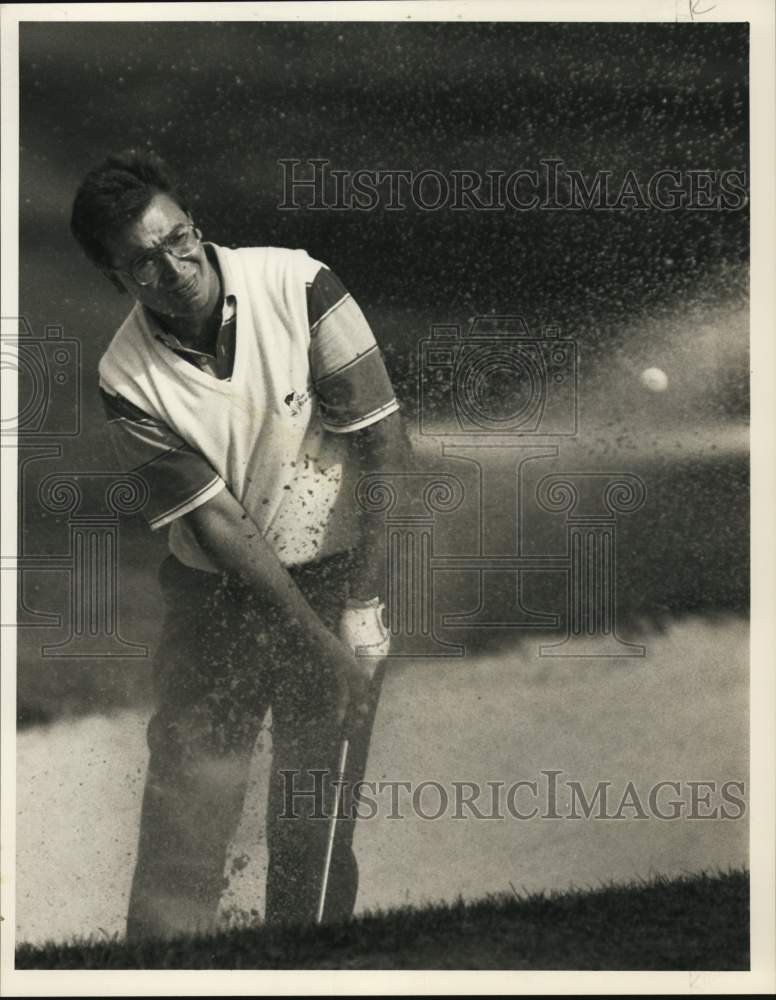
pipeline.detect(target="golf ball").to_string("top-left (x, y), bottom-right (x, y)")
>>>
top-left (640, 367), bottom-right (668, 392)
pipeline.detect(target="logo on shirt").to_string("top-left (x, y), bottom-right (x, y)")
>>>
top-left (284, 388), bottom-right (314, 417)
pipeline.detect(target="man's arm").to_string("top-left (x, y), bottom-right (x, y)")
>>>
top-left (184, 485), bottom-right (372, 721)
top-left (100, 383), bottom-right (372, 720)
top-left (345, 409), bottom-right (413, 602)
top-left (304, 265), bottom-right (411, 602)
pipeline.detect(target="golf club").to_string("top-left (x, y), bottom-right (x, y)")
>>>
top-left (316, 658), bottom-right (388, 925)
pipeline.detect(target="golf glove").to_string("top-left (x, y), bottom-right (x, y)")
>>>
top-left (339, 596), bottom-right (391, 658)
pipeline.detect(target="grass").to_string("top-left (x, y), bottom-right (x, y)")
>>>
top-left (15, 868), bottom-right (748, 970)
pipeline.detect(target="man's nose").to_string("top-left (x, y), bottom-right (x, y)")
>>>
top-left (158, 250), bottom-right (188, 284)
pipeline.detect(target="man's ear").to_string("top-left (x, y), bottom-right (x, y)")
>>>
top-left (101, 270), bottom-right (128, 294)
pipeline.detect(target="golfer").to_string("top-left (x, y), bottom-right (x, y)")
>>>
top-left (70, 150), bottom-right (405, 940)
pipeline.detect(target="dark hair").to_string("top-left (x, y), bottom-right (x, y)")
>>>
top-left (70, 149), bottom-right (189, 268)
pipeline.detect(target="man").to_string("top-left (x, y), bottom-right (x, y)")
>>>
top-left (70, 149), bottom-right (406, 939)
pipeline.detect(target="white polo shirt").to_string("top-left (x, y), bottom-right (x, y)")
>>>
top-left (98, 244), bottom-right (399, 570)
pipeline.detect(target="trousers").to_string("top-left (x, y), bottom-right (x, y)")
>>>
top-left (126, 550), bottom-right (380, 940)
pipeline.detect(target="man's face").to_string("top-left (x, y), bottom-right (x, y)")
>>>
top-left (103, 191), bottom-right (218, 320)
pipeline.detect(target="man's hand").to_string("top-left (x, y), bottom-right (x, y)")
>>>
top-left (339, 598), bottom-right (390, 660)
top-left (337, 597), bottom-right (390, 728)
top-left (185, 486), bottom-right (372, 725)
top-left (313, 627), bottom-right (372, 726)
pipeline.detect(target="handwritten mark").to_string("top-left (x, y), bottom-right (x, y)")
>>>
top-left (689, 0), bottom-right (717, 18)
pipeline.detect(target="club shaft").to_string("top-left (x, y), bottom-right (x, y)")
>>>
top-left (316, 737), bottom-right (350, 925)
top-left (315, 659), bottom-right (389, 925)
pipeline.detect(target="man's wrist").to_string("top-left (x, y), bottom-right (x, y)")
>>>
top-left (345, 566), bottom-right (384, 603)
top-left (344, 594), bottom-right (382, 609)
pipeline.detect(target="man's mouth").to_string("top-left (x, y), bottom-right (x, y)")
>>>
top-left (170, 274), bottom-right (197, 296)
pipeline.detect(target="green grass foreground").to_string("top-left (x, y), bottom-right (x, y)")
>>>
top-left (16, 869), bottom-right (748, 970)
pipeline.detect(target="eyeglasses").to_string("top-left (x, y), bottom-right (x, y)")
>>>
top-left (115, 224), bottom-right (203, 286)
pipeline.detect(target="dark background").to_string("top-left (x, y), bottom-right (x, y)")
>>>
top-left (16, 21), bottom-right (749, 722)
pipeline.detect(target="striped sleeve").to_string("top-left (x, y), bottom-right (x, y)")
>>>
top-left (306, 267), bottom-right (399, 433)
top-left (99, 385), bottom-right (225, 530)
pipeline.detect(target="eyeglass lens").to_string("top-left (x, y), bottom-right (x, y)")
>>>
top-left (133, 226), bottom-right (200, 284)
